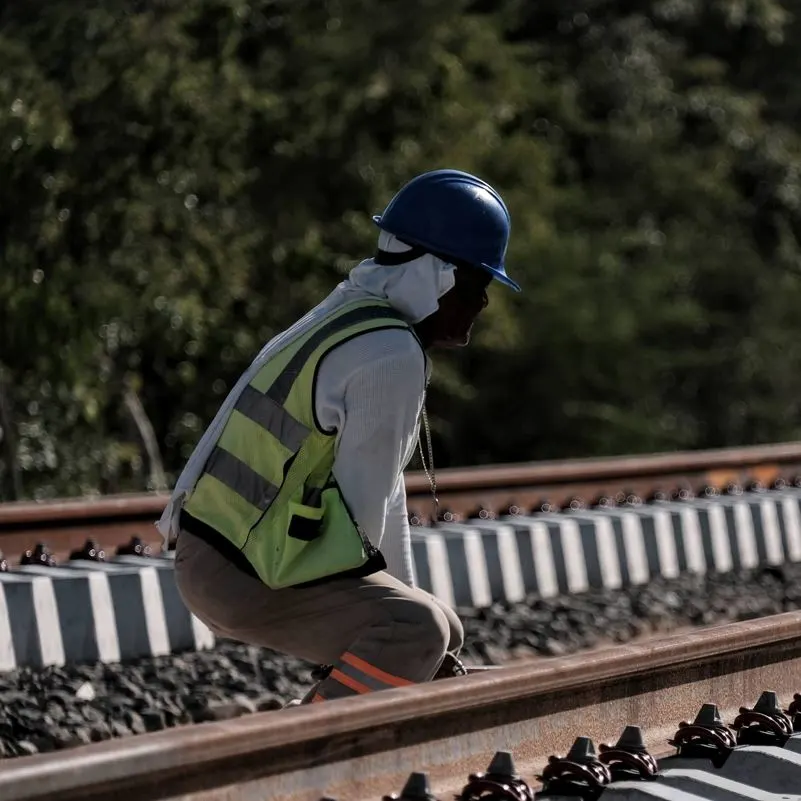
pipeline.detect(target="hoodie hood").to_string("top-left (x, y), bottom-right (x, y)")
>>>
top-left (341, 231), bottom-right (456, 324)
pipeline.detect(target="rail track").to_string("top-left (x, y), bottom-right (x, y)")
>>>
top-left (2, 440), bottom-right (801, 562)
top-left (3, 445), bottom-right (801, 798)
top-left (2, 612), bottom-right (801, 800)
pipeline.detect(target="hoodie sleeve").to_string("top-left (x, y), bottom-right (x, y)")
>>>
top-left (315, 328), bottom-right (425, 585)
top-left (381, 472), bottom-right (417, 586)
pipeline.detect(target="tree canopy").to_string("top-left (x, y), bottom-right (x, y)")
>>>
top-left (3, 0), bottom-right (801, 500)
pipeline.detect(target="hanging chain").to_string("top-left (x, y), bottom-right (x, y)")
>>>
top-left (417, 404), bottom-right (440, 525)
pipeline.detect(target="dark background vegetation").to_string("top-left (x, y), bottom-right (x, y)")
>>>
top-left (3, 0), bottom-right (801, 501)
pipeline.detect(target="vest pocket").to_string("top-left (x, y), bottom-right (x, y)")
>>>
top-left (287, 500), bottom-right (325, 542)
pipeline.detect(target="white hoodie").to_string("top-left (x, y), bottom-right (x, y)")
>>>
top-left (156, 233), bottom-right (455, 586)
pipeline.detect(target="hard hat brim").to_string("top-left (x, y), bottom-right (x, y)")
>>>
top-left (480, 264), bottom-right (521, 293)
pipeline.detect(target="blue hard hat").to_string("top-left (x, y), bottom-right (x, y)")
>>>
top-left (372, 169), bottom-right (521, 292)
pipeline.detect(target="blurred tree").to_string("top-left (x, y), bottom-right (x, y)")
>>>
top-left (3, 0), bottom-right (801, 499)
top-left (434, 0), bottom-right (801, 464)
top-left (0, 0), bottom-right (544, 496)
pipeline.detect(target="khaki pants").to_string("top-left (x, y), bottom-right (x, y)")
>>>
top-left (174, 530), bottom-right (464, 701)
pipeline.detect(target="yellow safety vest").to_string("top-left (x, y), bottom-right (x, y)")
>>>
top-left (183, 298), bottom-right (420, 588)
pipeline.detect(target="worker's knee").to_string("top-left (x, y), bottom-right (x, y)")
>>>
top-left (403, 598), bottom-right (451, 660)
top-left (448, 612), bottom-right (465, 654)
top-left (426, 594), bottom-right (464, 654)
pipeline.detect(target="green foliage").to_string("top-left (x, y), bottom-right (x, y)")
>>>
top-left (3, 0), bottom-right (801, 499)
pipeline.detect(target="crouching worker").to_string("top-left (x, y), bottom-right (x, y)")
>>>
top-left (157, 169), bottom-right (521, 704)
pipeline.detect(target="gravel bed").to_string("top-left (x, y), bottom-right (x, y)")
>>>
top-left (459, 564), bottom-right (801, 664)
top-left (1, 564), bottom-right (800, 759)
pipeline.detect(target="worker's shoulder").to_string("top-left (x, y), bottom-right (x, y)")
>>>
top-left (354, 323), bottom-right (423, 358)
top-left (322, 325), bottom-right (425, 373)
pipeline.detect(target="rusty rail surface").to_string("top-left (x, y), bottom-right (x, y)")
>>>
top-left (2, 440), bottom-right (801, 560)
top-left (2, 612), bottom-right (801, 801)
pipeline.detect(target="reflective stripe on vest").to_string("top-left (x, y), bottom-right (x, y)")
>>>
top-left (234, 385), bottom-right (310, 453)
top-left (203, 446), bottom-right (280, 511)
top-left (203, 445), bottom-right (325, 511)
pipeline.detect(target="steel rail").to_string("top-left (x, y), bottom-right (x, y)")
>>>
top-left (2, 612), bottom-right (801, 801)
top-left (2, 441), bottom-right (801, 560)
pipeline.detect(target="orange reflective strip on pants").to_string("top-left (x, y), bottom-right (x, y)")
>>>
top-left (341, 652), bottom-right (414, 689)
top-left (330, 667), bottom-right (372, 695)
top-left (314, 652), bottom-right (416, 701)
